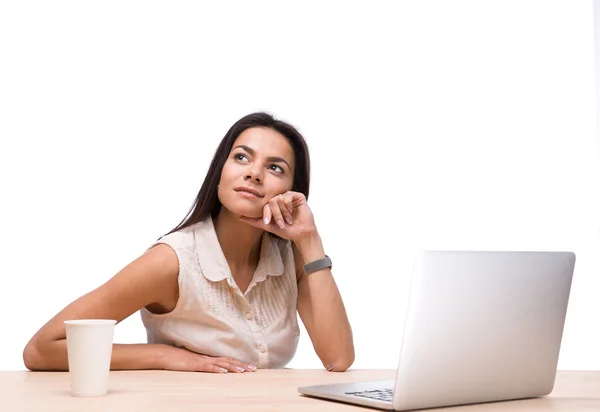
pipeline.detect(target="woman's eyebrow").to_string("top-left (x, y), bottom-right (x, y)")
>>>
top-left (233, 145), bottom-right (291, 169)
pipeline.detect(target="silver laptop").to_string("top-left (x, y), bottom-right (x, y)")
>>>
top-left (298, 250), bottom-right (576, 411)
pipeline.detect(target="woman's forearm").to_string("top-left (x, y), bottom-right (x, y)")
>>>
top-left (24, 339), bottom-right (168, 371)
top-left (295, 233), bottom-right (355, 371)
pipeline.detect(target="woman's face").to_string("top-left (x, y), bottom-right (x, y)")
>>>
top-left (218, 127), bottom-right (296, 219)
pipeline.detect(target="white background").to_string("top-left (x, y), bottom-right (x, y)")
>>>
top-left (1, 0), bottom-right (598, 371)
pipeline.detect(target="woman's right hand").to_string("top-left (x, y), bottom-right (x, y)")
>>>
top-left (160, 345), bottom-right (257, 373)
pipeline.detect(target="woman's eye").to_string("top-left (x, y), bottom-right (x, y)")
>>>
top-left (235, 154), bottom-right (249, 162)
top-left (270, 164), bottom-right (284, 173)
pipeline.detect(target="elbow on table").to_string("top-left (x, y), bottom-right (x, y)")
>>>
top-left (23, 342), bottom-right (46, 371)
top-left (324, 351), bottom-right (355, 372)
top-left (23, 348), bottom-right (38, 371)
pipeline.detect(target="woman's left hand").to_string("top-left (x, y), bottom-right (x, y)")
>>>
top-left (239, 191), bottom-right (317, 242)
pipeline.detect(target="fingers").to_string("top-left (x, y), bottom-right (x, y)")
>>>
top-left (241, 192), bottom-right (298, 230)
top-left (219, 357), bottom-right (257, 373)
top-left (262, 203), bottom-right (272, 225)
top-left (203, 357), bottom-right (257, 373)
top-left (267, 194), bottom-right (293, 229)
top-left (267, 197), bottom-right (286, 229)
top-left (281, 194), bottom-right (294, 222)
top-left (202, 363), bottom-right (230, 374)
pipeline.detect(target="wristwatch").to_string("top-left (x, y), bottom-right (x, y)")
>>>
top-left (303, 255), bottom-right (332, 275)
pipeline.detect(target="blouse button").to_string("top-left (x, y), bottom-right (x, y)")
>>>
top-left (245, 312), bottom-right (253, 320)
top-left (258, 345), bottom-right (266, 353)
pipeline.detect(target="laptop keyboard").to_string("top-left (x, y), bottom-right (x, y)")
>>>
top-left (345, 388), bottom-right (394, 403)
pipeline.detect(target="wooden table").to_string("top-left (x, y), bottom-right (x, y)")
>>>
top-left (1, 370), bottom-right (599, 411)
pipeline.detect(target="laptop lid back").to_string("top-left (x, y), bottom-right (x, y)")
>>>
top-left (393, 251), bottom-right (575, 411)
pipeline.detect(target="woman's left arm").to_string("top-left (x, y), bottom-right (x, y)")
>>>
top-left (293, 234), bottom-right (355, 372)
top-left (239, 190), bottom-right (355, 371)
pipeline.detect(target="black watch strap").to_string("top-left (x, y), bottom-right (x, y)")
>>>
top-left (303, 255), bottom-right (332, 275)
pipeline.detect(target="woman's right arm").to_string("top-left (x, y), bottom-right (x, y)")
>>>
top-left (22, 244), bottom-right (255, 373)
top-left (23, 244), bottom-right (179, 371)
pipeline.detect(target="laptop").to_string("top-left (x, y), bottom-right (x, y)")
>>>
top-left (298, 250), bottom-right (576, 411)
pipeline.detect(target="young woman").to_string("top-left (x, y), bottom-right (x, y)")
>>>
top-left (23, 112), bottom-right (354, 373)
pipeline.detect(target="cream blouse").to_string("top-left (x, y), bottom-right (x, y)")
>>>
top-left (140, 217), bottom-right (300, 369)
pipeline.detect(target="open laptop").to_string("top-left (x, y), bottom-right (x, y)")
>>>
top-left (298, 250), bottom-right (576, 411)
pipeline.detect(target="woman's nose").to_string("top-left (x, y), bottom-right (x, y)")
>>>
top-left (244, 167), bottom-right (262, 183)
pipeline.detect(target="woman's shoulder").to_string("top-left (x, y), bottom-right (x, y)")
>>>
top-left (149, 222), bottom-right (202, 253)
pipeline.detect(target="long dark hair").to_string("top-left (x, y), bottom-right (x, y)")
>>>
top-left (165, 112), bottom-right (311, 235)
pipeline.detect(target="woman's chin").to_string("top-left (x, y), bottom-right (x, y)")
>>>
top-left (225, 203), bottom-right (263, 220)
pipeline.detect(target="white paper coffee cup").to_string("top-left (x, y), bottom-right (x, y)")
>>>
top-left (64, 319), bottom-right (116, 397)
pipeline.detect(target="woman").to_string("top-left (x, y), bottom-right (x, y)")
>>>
top-left (23, 112), bottom-right (355, 373)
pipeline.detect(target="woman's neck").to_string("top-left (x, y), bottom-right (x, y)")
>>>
top-left (213, 209), bottom-right (263, 271)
